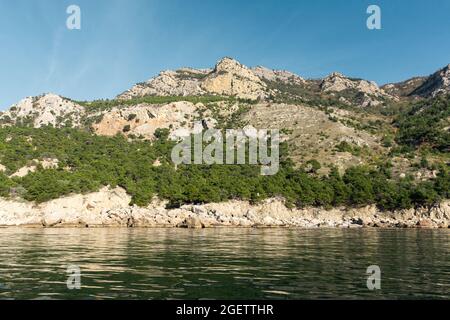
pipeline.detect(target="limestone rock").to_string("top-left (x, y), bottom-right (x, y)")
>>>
top-left (320, 72), bottom-right (393, 106)
top-left (9, 158), bottom-right (59, 178)
top-left (200, 57), bottom-right (267, 100)
top-left (177, 216), bottom-right (204, 229)
top-left (117, 57), bottom-right (268, 101)
top-left (91, 101), bottom-right (214, 140)
top-left (0, 93), bottom-right (84, 128)
top-left (118, 69), bottom-right (208, 100)
top-left (411, 64), bottom-right (450, 97)
top-left (416, 219), bottom-right (434, 228)
top-left (251, 66), bottom-right (304, 85)
top-left (0, 192), bottom-right (449, 228)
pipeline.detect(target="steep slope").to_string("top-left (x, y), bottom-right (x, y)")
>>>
top-left (243, 103), bottom-right (386, 173)
top-left (320, 72), bottom-right (393, 107)
top-left (200, 57), bottom-right (267, 100)
top-left (251, 66), bottom-right (305, 85)
top-left (91, 101), bottom-right (219, 140)
top-left (0, 58), bottom-right (449, 214)
top-left (410, 64), bottom-right (450, 97)
top-left (118, 57), bottom-right (268, 101)
top-left (118, 69), bottom-right (210, 99)
top-left (2, 59), bottom-right (449, 164)
top-left (382, 77), bottom-right (427, 97)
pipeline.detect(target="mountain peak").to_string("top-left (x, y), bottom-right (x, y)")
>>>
top-left (1, 93), bottom-right (84, 128)
top-left (321, 72), bottom-right (381, 94)
top-left (214, 57), bottom-right (243, 72)
top-left (328, 72), bottom-right (345, 78)
top-left (118, 57), bottom-right (268, 101)
top-left (251, 66), bottom-right (305, 84)
top-left (410, 63), bottom-right (450, 97)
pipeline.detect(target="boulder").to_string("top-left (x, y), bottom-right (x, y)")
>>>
top-left (177, 216), bottom-right (204, 229)
top-left (416, 219), bottom-right (434, 228)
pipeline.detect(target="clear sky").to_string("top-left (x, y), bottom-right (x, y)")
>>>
top-left (0, 0), bottom-right (449, 109)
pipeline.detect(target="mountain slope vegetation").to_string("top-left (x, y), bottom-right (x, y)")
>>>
top-left (0, 58), bottom-right (449, 210)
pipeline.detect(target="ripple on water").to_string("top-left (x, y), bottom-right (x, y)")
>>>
top-left (0, 228), bottom-right (448, 299)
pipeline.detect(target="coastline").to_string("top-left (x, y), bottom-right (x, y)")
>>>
top-left (0, 187), bottom-right (449, 229)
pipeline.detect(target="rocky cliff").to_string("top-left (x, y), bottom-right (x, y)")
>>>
top-left (118, 57), bottom-right (269, 101)
top-left (0, 57), bottom-right (448, 224)
top-left (410, 64), bottom-right (450, 97)
top-left (0, 93), bottom-right (84, 128)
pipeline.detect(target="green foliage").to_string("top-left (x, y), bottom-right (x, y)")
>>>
top-left (305, 159), bottom-right (321, 173)
top-left (396, 95), bottom-right (450, 152)
top-left (334, 141), bottom-right (362, 156)
top-left (76, 95), bottom-right (250, 112)
top-left (0, 173), bottom-right (14, 197)
top-left (343, 167), bottom-right (374, 205)
top-left (382, 135), bottom-right (394, 148)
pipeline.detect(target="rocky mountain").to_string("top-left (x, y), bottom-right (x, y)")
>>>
top-left (382, 77), bottom-right (427, 97)
top-left (319, 72), bottom-right (394, 107)
top-left (251, 65), bottom-right (305, 85)
top-left (410, 64), bottom-right (450, 97)
top-left (0, 57), bottom-right (448, 216)
top-left (118, 57), bottom-right (393, 106)
top-left (0, 93), bottom-right (84, 128)
top-left (380, 64), bottom-right (450, 99)
top-left (320, 72), bottom-right (385, 96)
top-left (1, 57), bottom-right (449, 173)
top-left (118, 68), bottom-right (209, 99)
top-left (119, 57), bottom-right (269, 101)
top-left (91, 100), bottom-right (218, 140)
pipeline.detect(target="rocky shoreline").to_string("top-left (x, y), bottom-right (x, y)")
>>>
top-left (0, 187), bottom-right (449, 229)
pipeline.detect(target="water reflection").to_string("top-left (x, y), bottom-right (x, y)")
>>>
top-left (0, 228), bottom-right (448, 299)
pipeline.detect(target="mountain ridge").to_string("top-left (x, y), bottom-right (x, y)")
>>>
top-left (3, 57), bottom-right (450, 111)
top-left (0, 57), bottom-right (448, 216)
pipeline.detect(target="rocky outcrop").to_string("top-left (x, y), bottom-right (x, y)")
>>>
top-left (320, 72), bottom-right (391, 100)
top-left (118, 57), bottom-right (269, 101)
top-left (382, 77), bottom-right (427, 97)
top-left (252, 66), bottom-right (305, 85)
top-left (319, 72), bottom-right (396, 107)
top-left (0, 187), bottom-right (448, 228)
top-left (200, 58), bottom-right (267, 100)
top-left (0, 187), bottom-right (132, 227)
top-left (118, 69), bottom-right (209, 100)
top-left (410, 64), bottom-right (450, 97)
top-left (0, 93), bottom-right (84, 128)
top-left (90, 101), bottom-right (216, 139)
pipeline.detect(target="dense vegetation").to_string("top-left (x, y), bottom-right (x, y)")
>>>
top-left (395, 95), bottom-right (450, 152)
top-left (0, 126), bottom-right (448, 210)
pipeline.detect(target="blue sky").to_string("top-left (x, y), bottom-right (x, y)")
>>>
top-left (0, 0), bottom-right (449, 109)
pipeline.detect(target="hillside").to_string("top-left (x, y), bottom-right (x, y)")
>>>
top-left (0, 57), bottom-right (449, 211)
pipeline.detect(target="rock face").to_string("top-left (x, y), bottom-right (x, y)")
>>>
top-left (382, 77), bottom-right (427, 97)
top-left (118, 69), bottom-right (209, 99)
top-left (91, 101), bottom-right (215, 139)
top-left (251, 66), bottom-right (305, 85)
top-left (320, 72), bottom-right (386, 96)
top-left (410, 64), bottom-right (450, 97)
top-left (9, 158), bottom-right (59, 178)
top-left (243, 103), bottom-right (380, 172)
top-left (200, 58), bottom-right (268, 100)
top-left (0, 187), bottom-right (448, 228)
top-left (319, 72), bottom-right (395, 107)
top-left (0, 93), bottom-right (84, 128)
